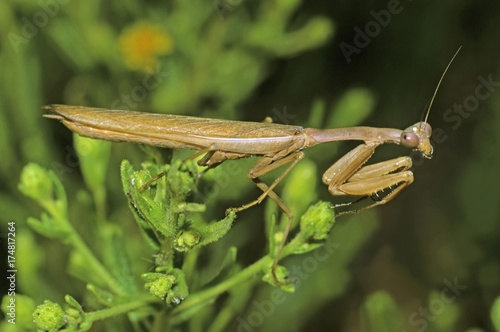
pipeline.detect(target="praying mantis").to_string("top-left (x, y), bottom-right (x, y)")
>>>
top-left (44, 47), bottom-right (460, 282)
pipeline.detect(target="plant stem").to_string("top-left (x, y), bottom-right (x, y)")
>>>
top-left (85, 295), bottom-right (155, 322)
top-left (170, 255), bottom-right (273, 322)
top-left (69, 228), bottom-right (125, 296)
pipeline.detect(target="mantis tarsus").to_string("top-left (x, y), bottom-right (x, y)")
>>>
top-left (44, 47), bottom-right (460, 283)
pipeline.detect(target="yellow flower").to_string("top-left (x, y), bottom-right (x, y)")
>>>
top-left (118, 21), bottom-right (174, 71)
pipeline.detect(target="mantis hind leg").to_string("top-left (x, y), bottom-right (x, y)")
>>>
top-left (226, 151), bottom-right (305, 284)
top-left (228, 151), bottom-right (304, 213)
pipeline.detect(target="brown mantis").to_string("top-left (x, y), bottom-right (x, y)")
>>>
top-left (44, 47), bottom-right (460, 282)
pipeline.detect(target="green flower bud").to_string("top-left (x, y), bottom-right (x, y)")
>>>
top-left (174, 230), bottom-right (201, 252)
top-left (33, 300), bottom-right (66, 331)
top-left (299, 201), bottom-right (335, 241)
top-left (262, 265), bottom-right (295, 293)
top-left (18, 163), bottom-right (53, 203)
top-left (142, 273), bottom-right (175, 299)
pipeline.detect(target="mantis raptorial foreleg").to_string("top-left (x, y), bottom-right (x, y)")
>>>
top-left (323, 142), bottom-right (414, 215)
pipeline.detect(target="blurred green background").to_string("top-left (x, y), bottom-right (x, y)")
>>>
top-left (1, 0), bottom-right (500, 331)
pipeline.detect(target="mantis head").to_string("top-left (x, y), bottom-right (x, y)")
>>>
top-left (400, 46), bottom-right (461, 160)
top-left (401, 122), bottom-right (433, 159)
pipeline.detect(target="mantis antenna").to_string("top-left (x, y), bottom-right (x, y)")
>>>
top-left (422, 46), bottom-right (462, 125)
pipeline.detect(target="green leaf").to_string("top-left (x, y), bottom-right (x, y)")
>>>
top-left (361, 291), bottom-right (404, 332)
top-left (189, 212), bottom-right (236, 248)
top-left (27, 214), bottom-right (71, 240)
top-left (327, 88), bottom-right (376, 128)
top-left (87, 284), bottom-right (119, 307)
top-left (121, 160), bottom-right (174, 239)
top-left (491, 296), bottom-right (500, 332)
top-left (74, 134), bottom-right (111, 215)
top-left (282, 158), bottom-right (318, 224)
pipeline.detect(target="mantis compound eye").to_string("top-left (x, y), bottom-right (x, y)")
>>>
top-left (401, 132), bottom-right (419, 148)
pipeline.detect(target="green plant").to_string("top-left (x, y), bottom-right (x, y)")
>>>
top-left (14, 134), bottom-right (337, 330)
